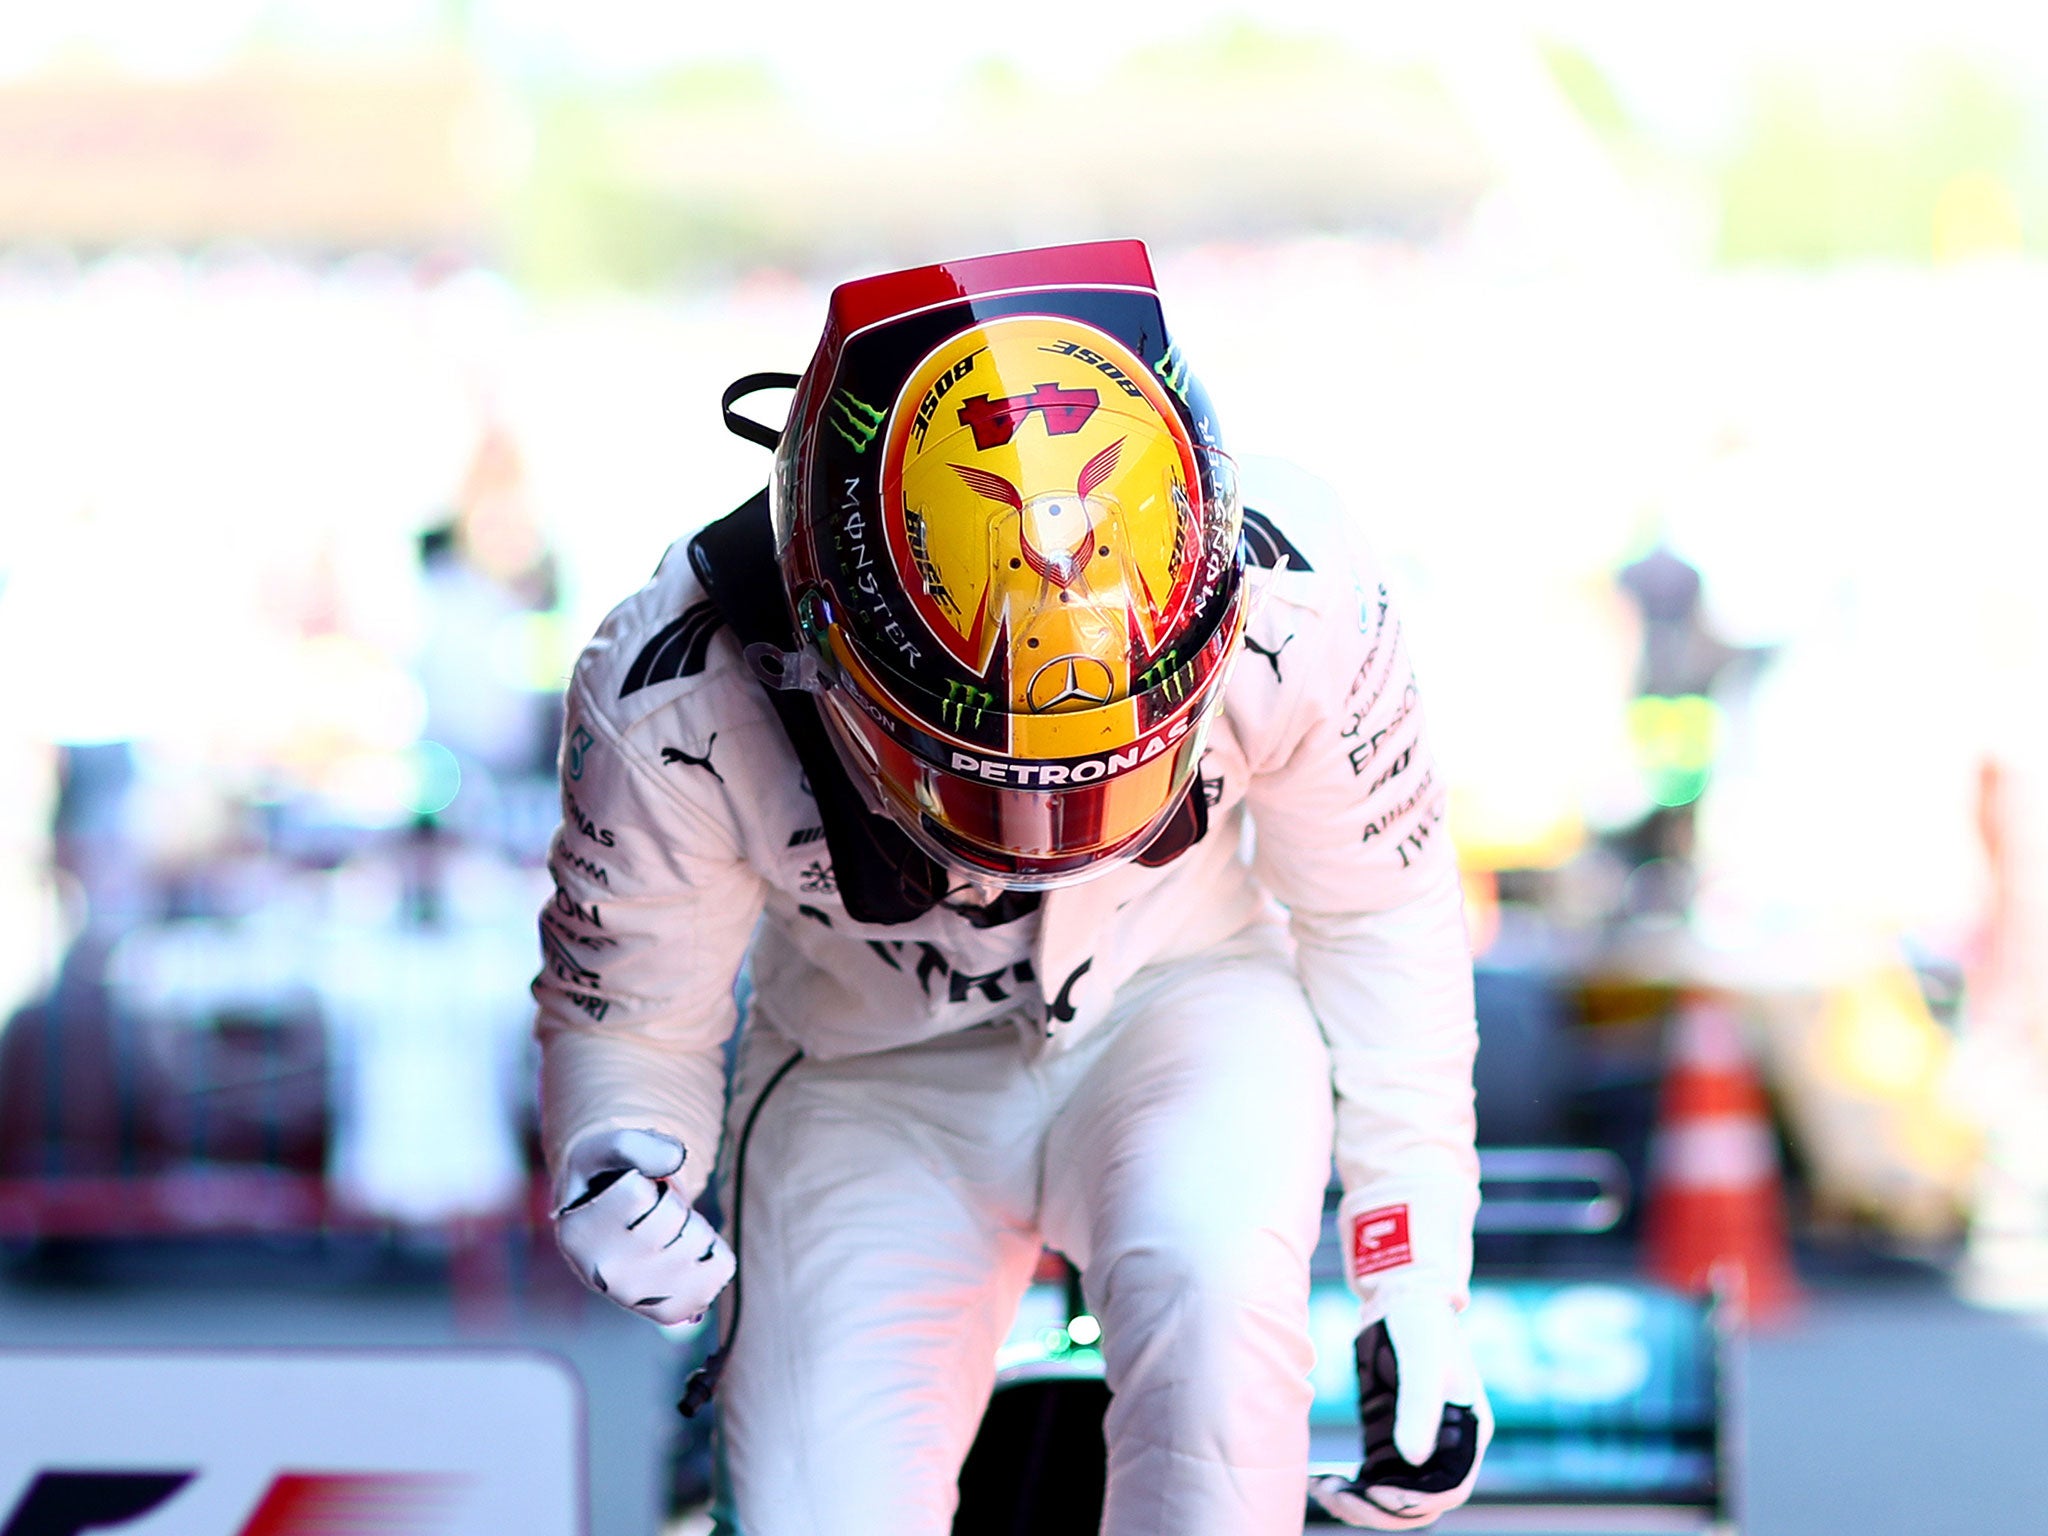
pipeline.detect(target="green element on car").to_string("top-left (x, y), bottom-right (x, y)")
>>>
top-left (1626, 693), bottom-right (1724, 808)
top-left (830, 390), bottom-right (885, 452)
top-left (408, 739), bottom-right (464, 815)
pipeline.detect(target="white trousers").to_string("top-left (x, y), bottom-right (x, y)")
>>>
top-left (713, 929), bottom-right (1335, 1536)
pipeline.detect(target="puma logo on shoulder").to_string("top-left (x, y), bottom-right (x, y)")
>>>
top-left (661, 734), bottom-right (723, 784)
top-left (1243, 632), bottom-right (1293, 683)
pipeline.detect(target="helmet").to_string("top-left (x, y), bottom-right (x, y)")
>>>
top-left (765, 240), bottom-right (1245, 889)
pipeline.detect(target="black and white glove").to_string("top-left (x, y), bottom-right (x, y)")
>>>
top-left (552, 1128), bottom-right (734, 1327)
top-left (1310, 1290), bottom-right (1493, 1529)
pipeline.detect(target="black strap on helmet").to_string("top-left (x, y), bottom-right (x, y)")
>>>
top-left (721, 373), bottom-right (800, 451)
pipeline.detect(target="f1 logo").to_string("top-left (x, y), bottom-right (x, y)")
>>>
top-left (1, 1472), bottom-right (190, 1536)
top-left (955, 384), bottom-right (1099, 450)
top-left (2, 1470), bottom-right (461, 1536)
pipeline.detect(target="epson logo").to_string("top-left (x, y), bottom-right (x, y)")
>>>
top-left (949, 717), bottom-right (1191, 789)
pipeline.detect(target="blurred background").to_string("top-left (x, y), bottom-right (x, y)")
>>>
top-left (5, 3), bottom-right (2048, 1533)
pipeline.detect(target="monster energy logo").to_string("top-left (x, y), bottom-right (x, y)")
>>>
top-left (942, 680), bottom-right (994, 731)
top-left (1155, 343), bottom-right (1191, 403)
top-left (829, 389), bottom-right (884, 452)
top-left (1136, 652), bottom-right (1187, 702)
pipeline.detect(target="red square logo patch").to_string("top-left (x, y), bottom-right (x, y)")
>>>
top-left (1350, 1204), bottom-right (1413, 1280)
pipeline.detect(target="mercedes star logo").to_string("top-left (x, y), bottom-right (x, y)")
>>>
top-left (1027, 654), bottom-right (1115, 713)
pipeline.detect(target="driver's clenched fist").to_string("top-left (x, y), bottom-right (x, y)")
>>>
top-left (552, 1127), bottom-right (734, 1327)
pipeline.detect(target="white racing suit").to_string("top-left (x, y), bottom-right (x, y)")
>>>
top-left (534, 459), bottom-right (1479, 1535)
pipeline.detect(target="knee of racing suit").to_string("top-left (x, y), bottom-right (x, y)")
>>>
top-left (1089, 1227), bottom-right (1318, 1457)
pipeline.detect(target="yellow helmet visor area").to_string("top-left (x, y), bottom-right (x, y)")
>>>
top-left (876, 317), bottom-right (1232, 738)
top-left (810, 565), bottom-right (1248, 889)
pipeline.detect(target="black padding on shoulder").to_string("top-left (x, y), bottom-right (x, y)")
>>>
top-left (687, 493), bottom-right (951, 925)
top-left (620, 599), bottom-right (726, 698)
top-left (1242, 504), bottom-right (1312, 572)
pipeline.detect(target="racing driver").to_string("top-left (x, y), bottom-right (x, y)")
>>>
top-left (534, 240), bottom-right (1491, 1533)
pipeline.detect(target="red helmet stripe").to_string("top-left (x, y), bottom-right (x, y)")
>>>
top-left (951, 464), bottom-right (1025, 510)
top-left (1075, 438), bottom-right (1124, 501)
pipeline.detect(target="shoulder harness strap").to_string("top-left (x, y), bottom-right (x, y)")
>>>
top-left (686, 493), bottom-right (955, 926)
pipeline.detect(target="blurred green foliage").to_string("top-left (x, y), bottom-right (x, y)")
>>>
top-left (1539, 38), bottom-right (1633, 145)
top-left (1120, 18), bottom-right (1355, 87)
top-left (1716, 55), bottom-right (2037, 265)
top-left (1114, 18), bottom-right (1452, 120)
top-left (504, 30), bottom-right (2045, 287)
top-left (509, 60), bottom-right (784, 291)
top-left (503, 21), bottom-right (1465, 293)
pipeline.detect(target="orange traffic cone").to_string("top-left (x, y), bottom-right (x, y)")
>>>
top-left (1643, 994), bottom-right (1801, 1323)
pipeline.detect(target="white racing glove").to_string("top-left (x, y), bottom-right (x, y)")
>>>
top-left (552, 1128), bottom-right (735, 1328)
top-left (1310, 1289), bottom-right (1493, 1529)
